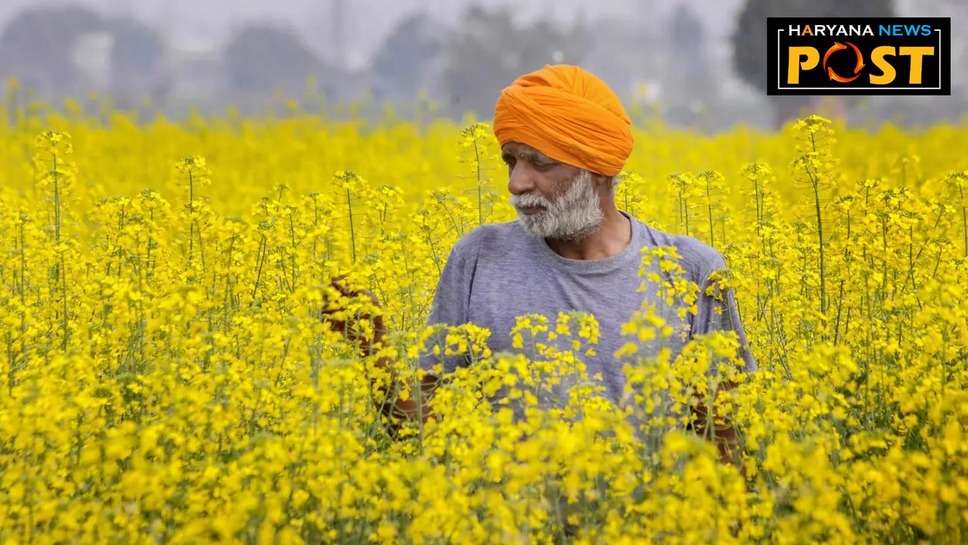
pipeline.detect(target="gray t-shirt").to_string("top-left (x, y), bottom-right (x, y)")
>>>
top-left (418, 211), bottom-right (756, 409)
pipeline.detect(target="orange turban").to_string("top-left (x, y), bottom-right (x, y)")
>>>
top-left (493, 64), bottom-right (633, 177)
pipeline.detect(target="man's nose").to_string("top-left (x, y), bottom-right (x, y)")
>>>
top-left (507, 162), bottom-right (536, 196)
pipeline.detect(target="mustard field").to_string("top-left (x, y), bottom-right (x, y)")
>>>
top-left (0, 107), bottom-right (966, 544)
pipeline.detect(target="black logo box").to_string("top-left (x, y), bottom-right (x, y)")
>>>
top-left (767, 17), bottom-right (950, 95)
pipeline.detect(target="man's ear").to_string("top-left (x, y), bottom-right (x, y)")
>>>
top-left (592, 172), bottom-right (612, 190)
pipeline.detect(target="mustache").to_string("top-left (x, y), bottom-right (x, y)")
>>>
top-left (510, 192), bottom-right (553, 209)
top-left (511, 193), bottom-right (554, 208)
top-left (508, 169), bottom-right (592, 210)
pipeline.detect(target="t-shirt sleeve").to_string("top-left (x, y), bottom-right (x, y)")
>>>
top-left (417, 239), bottom-right (479, 374)
top-left (689, 253), bottom-right (758, 374)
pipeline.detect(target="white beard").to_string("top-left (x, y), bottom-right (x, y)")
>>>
top-left (510, 169), bottom-right (604, 241)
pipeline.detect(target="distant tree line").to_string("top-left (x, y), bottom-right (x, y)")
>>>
top-left (1, 1), bottom-right (963, 129)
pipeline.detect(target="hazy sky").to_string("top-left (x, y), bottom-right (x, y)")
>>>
top-left (3, 0), bottom-right (958, 128)
top-left (0, 0), bottom-right (744, 69)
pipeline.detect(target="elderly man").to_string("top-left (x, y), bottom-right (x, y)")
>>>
top-left (332, 65), bottom-right (755, 457)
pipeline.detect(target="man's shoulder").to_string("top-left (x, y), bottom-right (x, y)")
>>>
top-left (636, 220), bottom-right (725, 283)
top-left (450, 220), bottom-right (522, 259)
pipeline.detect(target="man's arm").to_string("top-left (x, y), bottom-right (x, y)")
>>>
top-left (416, 236), bottom-right (480, 375)
top-left (689, 267), bottom-right (757, 373)
top-left (687, 257), bottom-right (755, 469)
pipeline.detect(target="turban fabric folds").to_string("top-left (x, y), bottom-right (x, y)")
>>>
top-left (493, 64), bottom-right (633, 177)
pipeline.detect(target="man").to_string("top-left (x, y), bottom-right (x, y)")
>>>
top-left (331, 65), bottom-right (756, 459)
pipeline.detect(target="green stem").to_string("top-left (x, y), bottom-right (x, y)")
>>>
top-left (250, 234), bottom-right (267, 305)
top-left (812, 176), bottom-right (826, 317)
top-left (473, 138), bottom-right (483, 226)
top-left (13, 218), bottom-right (27, 388)
top-left (289, 211), bottom-right (298, 291)
top-left (188, 170), bottom-right (194, 268)
top-left (807, 134), bottom-right (827, 322)
top-left (346, 188), bottom-right (357, 263)
top-left (51, 152), bottom-right (69, 350)
top-left (311, 193), bottom-right (320, 259)
top-left (705, 175), bottom-right (715, 246)
top-left (959, 184), bottom-right (967, 258)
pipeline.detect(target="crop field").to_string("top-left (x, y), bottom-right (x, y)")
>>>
top-left (0, 106), bottom-right (965, 544)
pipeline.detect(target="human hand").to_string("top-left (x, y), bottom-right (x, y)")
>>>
top-left (320, 274), bottom-right (386, 357)
top-left (381, 372), bottom-right (441, 439)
